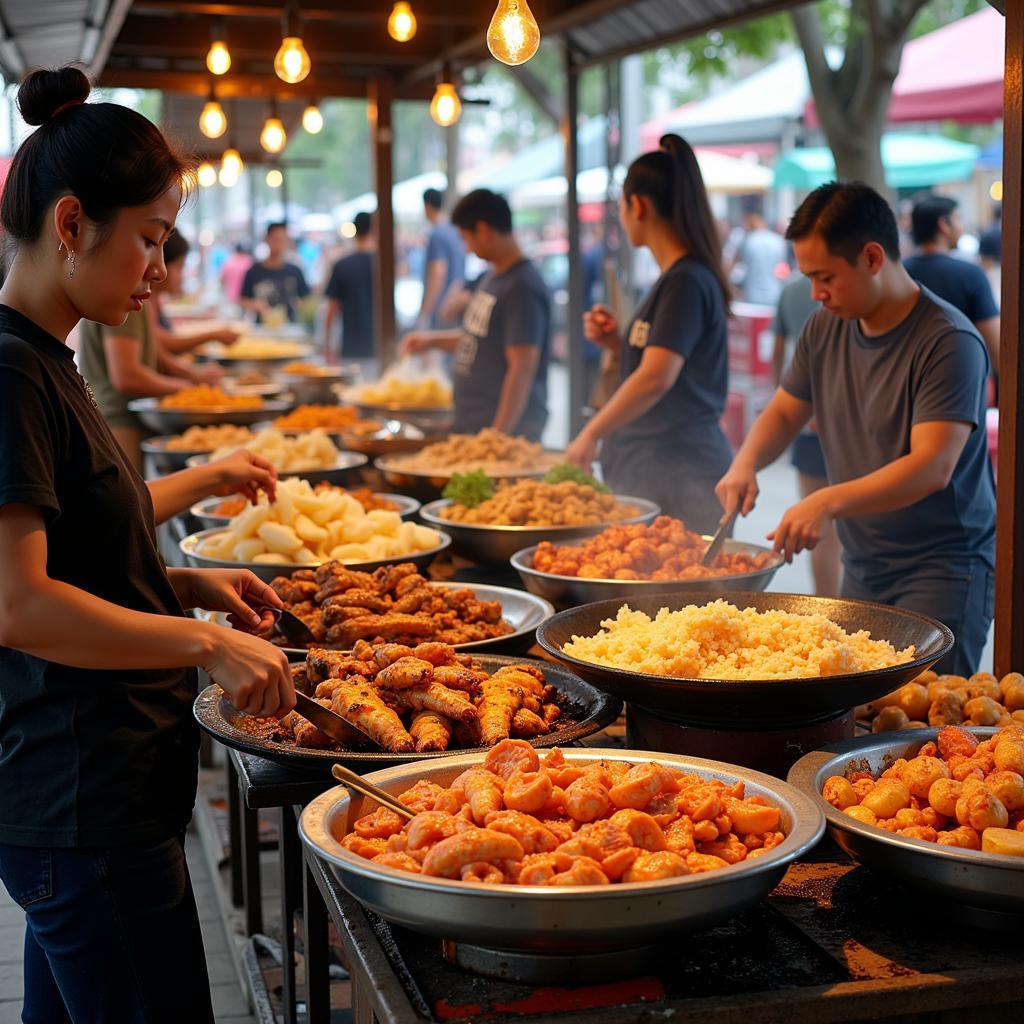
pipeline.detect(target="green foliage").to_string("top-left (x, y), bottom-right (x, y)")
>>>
top-left (443, 470), bottom-right (496, 508)
top-left (543, 463), bottom-right (610, 492)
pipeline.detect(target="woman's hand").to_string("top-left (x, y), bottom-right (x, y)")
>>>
top-left (583, 304), bottom-right (621, 349)
top-left (202, 623), bottom-right (295, 719)
top-left (208, 449), bottom-right (278, 504)
top-left (565, 430), bottom-right (600, 470)
top-left (176, 568), bottom-right (283, 633)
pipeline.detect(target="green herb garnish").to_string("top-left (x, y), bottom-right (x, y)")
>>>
top-left (443, 470), bottom-right (495, 508)
top-left (543, 462), bottom-right (610, 493)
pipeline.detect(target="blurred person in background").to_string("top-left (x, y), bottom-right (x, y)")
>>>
top-left (978, 203), bottom-right (1002, 306)
top-left (220, 243), bottom-right (252, 305)
top-left (771, 273), bottom-right (842, 595)
top-left (903, 194), bottom-right (1000, 368)
top-left (323, 211), bottom-right (376, 375)
top-left (239, 222), bottom-right (309, 324)
top-left (726, 194), bottom-right (787, 306)
top-left (565, 135), bottom-right (733, 533)
top-left (400, 189), bottom-right (550, 440)
top-left (416, 188), bottom-right (466, 330)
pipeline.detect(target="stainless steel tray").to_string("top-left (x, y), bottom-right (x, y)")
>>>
top-left (348, 397), bottom-right (454, 435)
top-left (788, 727), bottom-right (1023, 921)
top-left (512, 536), bottom-right (783, 609)
top-left (188, 491), bottom-right (421, 527)
top-left (179, 526), bottom-right (451, 583)
top-left (375, 454), bottom-right (557, 501)
top-left (128, 397), bottom-right (295, 433)
top-left (298, 748), bottom-right (824, 952)
top-left (184, 450), bottom-right (368, 485)
top-left (275, 365), bottom-right (358, 404)
top-left (140, 435), bottom-right (215, 472)
top-left (537, 591), bottom-right (953, 725)
top-left (194, 655), bottom-right (619, 772)
top-left (418, 496), bottom-right (660, 566)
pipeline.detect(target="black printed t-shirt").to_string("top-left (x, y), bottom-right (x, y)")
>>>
top-left (0, 305), bottom-right (199, 847)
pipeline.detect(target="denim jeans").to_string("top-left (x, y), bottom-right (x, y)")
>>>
top-left (842, 558), bottom-right (995, 676)
top-left (0, 835), bottom-right (214, 1024)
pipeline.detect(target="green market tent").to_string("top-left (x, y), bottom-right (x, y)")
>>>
top-left (773, 132), bottom-right (980, 189)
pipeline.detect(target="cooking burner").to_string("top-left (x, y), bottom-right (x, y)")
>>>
top-left (627, 704), bottom-right (855, 778)
top-left (442, 939), bottom-right (668, 985)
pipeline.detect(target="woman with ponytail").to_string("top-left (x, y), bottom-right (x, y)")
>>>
top-left (566, 134), bottom-right (733, 533)
top-left (0, 67), bottom-right (295, 1022)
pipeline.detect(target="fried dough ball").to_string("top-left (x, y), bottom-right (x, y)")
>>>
top-left (902, 756), bottom-right (949, 800)
top-left (822, 776), bottom-right (858, 810)
top-left (873, 706), bottom-right (910, 732)
top-left (927, 777), bottom-right (963, 817)
top-left (897, 683), bottom-right (931, 721)
top-left (843, 805), bottom-right (878, 826)
top-left (861, 780), bottom-right (911, 819)
top-left (964, 696), bottom-right (1003, 726)
top-left (929, 691), bottom-right (964, 727)
top-left (994, 738), bottom-right (1024, 774)
top-left (937, 825), bottom-right (981, 850)
top-left (985, 771), bottom-right (1024, 812)
top-left (937, 726), bottom-right (978, 760)
top-left (955, 782), bottom-right (1009, 831)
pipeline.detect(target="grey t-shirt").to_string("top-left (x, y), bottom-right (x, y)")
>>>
top-left (737, 228), bottom-right (787, 305)
top-left (782, 286), bottom-right (995, 583)
top-left (452, 259), bottom-right (550, 441)
top-left (424, 222), bottom-right (466, 327)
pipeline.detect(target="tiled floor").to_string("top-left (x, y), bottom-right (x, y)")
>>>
top-left (0, 829), bottom-right (258, 1023)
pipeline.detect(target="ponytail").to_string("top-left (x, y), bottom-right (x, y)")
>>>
top-left (622, 134), bottom-right (731, 310)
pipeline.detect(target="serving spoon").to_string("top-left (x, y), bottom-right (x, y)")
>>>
top-left (331, 763), bottom-right (415, 820)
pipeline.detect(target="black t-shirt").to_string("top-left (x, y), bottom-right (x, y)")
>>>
top-left (240, 261), bottom-right (310, 322)
top-left (0, 306), bottom-right (199, 847)
top-left (903, 253), bottom-right (999, 324)
top-left (325, 251), bottom-right (375, 358)
top-left (604, 256), bottom-right (731, 473)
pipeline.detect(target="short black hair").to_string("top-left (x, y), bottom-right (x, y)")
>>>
top-left (164, 231), bottom-right (191, 265)
top-left (786, 181), bottom-right (901, 264)
top-left (266, 221), bottom-right (288, 236)
top-left (451, 189), bottom-right (512, 234)
top-left (353, 211), bottom-right (372, 238)
top-left (911, 194), bottom-right (958, 246)
top-left (423, 188), bottom-right (444, 211)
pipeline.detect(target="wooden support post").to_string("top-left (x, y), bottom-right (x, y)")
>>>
top-left (564, 42), bottom-right (585, 440)
top-left (369, 77), bottom-right (397, 367)
top-left (995, 4), bottom-right (1023, 676)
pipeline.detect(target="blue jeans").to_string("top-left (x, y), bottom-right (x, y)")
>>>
top-left (0, 835), bottom-right (214, 1024)
top-left (842, 559), bottom-right (995, 676)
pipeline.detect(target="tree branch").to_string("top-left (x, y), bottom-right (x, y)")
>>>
top-left (791, 5), bottom-right (844, 126)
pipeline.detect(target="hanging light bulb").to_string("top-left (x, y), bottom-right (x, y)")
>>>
top-left (218, 165), bottom-right (239, 188)
top-left (197, 161), bottom-right (217, 188)
top-left (221, 147), bottom-right (243, 177)
top-left (266, 168), bottom-right (284, 189)
top-left (302, 102), bottom-right (323, 134)
top-left (275, 5), bottom-right (311, 84)
top-left (260, 107), bottom-right (287, 154)
top-left (430, 71), bottom-right (461, 128)
top-left (206, 40), bottom-right (231, 75)
top-left (199, 90), bottom-right (227, 139)
top-left (387, 2), bottom-right (417, 43)
top-left (487, 0), bottom-right (540, 66)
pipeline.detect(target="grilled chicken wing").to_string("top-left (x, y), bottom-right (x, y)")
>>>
top-left (409, 710), bottom-right (453, 752)
top-left (328, 678), bottom-right (414, 752)
top-left (375, 656), bottom-right (435, 690)
top-left (393, 682), bottom-right (477, 723)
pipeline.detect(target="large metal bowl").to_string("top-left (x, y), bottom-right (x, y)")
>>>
top-left (184, 450), bottom-right (368, 486)
top-left (375, 454), bottom-right (561, 502)
top-left (537, 591), bottom-right (953, 725)
top-left (337, 420), bottom-right (428, 458)
top-left (179, 526), bottom-right (451, 583)
top-left (419, 497), bottom-right (661, 566)
top-left (346, 396), bottom-right (454, 435)
top-left (787, 728), bottom-right (1024, 924)
top-left (275, 365), bottom-right (359, 404)
top-left (197, 341), bottom-right (314, 372)
top-left (188, 491), bottom-right (421, 528)
top-left (511, 537), bottom-right (783, 609)
top-left (128, 397), bottom-right (294, 433)
top-left (140, 435), bottom-right (216, 472)
top-left (299, 748), bottom-right (824, 952)
top-left (194, 654), bottom-right (613, 772)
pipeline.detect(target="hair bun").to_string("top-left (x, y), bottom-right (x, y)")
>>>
top-left (18, 66), bottom-right (91, 127)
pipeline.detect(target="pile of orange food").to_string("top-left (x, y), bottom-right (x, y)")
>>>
top-left (214, 484), bottom-right (397, 519)
top-left (823, 724), bottom-right (1024, 856)
top-left (338, 740), bottom-right (785, 885)
top-left (532, 516), bottom-right (774, 580)
top-left (280, 362), bottom-right (336, 376)
top-left (160, 385), bottom-right (262, 410)
top-left (273, 404), bottom-right (371, 431)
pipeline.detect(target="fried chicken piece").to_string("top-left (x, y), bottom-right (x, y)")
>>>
top-left (291, 569), bottom-right (317, 582)
top-left (477, 677), bottom-right (525, 746)
top-left (391, 587), bottom-right (435, 615)
top-left (411, 642), bottom-right (459, 666)
top-left (290, 663), bottom-right (313, 696)
top-left (322, 604), bottom-right (379, 630)
top-left (322, 590), bottom-right (393, 616)
top-left (392, 682), bottom-right (478, 723)
top-left (288, 698), bottom-right (337, 749)
top-left (371, 562), bottom-right (420, 590)
top-left (352, 639), bottom-right (375, 661)
top-left (542, 703), bottom-right (562, 727)
top-left (453, 718), bottom-right (483, 747)
top-left (328, 678), bottom-right (415, 752)
top-left (306, 648), bottom-right (382, 684)
top-left (498, 664), bottom-right (547, 685)
top-left (330, 614), bottom-right (437, 648)
top-left (373, 643), bottom-right (416, 669)
top-left (375, 657), bottom-right (434, 690)
top-left (313, 568), bottom-right (378, 604)
top-left (270, 577), bottom-right (319, 605)
top-left (409, 710), bottom-right (453, 752)
top-left (512, 708), bottom-right (549, 738)
top-left (432, 664), bottom-right (486, 694)
top-left (394, 572), bottom-right (428, 596)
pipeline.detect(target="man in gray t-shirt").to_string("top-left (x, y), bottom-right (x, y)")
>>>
top-left (717, 182), bottom-right (995, 675)
top-left (400, 189), bottom-right (550, 440)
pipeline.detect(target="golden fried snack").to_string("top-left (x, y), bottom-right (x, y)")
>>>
top-left (273, 404), bottom-right (366, 431)
top-left (477, 677), bottom-right (526, 746)
top-left (409, 711), bottom-right (452, 752)
top-left (327, 678), bottom-right (415, 753)
top-left (391, 428), bottom-right (557, 476)
top-left (375, 657), bottom-right (434, 690)
top-left (393, 682), bottom-right (477, 723)
top-left (160, 385), bottom-right (261, 410)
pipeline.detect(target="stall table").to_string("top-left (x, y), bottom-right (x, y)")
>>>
top-left (303, 841), bottom-right (1024, 1024)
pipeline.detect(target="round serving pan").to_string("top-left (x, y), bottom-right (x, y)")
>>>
top-left (185, 450), bottom-right (368, 486)
top-left (194, 655), bottom-right (620, 773)
top-left (375, 454), bottom-right (561, 502)
top-left (180, 526), bottom-right (451, 584)
top-left (276, 366), bottom-right (358, 404)
top-left (221, 380), bottom-right (285, 399)
top-left (188, 491), bottom-right (421, 528)
top-left (347, 397), bottom-right (454, 436)
top-left (197, 344), bottom-right (314, 372)
top-left (418, 496), bottom-right (660, 566)
top-left (788, 727), bottom-right (1023, 923)
top-left (128, 397), bottom-right (294, 434)
top-left (337, 420), bottom-right (428, 458)
top-left (512, 537), bottom-right (783, 610)
top-left (298, 747), bottom-right (824, 952)
top-left (537, 591), bottom-right (953, 726)
top-left (140, 435), bottom-right (224, 472)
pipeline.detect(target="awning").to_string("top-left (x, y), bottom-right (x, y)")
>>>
top-left (773, 133), bottom-right (980, 190)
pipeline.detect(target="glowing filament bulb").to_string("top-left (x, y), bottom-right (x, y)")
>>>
top-left (221, 147), bottom-right (243, 177)
top-left (274, 36), bottom-right (311, 84)
top-left (199, 99), bottom-right (227, 139)
top-left (430, 82), bottom-right (461, 127)
top-left (487, 0), bottom-right (540, 66)
top-left (206, 40), bottom-right (231, 75)
top-left (302, 104), bottom-right (323, 134)
top-left (197, 162), bottom-right (217, 188)
top-left (260, 116), bottom-right (287, 154)
top-left (266, 169), bottom-right (284, 188)
top-left (388, 2), bottom-right (417, 43)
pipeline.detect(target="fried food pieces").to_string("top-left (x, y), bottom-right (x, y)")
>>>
top-left (340, 742), bottom-right (785, 886)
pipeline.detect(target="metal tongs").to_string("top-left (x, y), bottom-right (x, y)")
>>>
top-left (331, 763), bottom-right (414, 820)
top-left (702, 509), bottom-right (739, 567)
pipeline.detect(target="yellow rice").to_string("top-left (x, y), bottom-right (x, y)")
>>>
top-left (563, 600), bottom-right (916, 680)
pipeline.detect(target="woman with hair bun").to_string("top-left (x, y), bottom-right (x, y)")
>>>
top-left (566, 134), bottom-right (733, 533)
top-left (0, 66), bottom-right (295, 1022)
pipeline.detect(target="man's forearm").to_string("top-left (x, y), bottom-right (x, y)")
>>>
top-left (493, 365), bottom-right (536, 434)
top-left (147, 463), bottom-right (222, 525)
top-left (822, 453), bottom-right (952, 520)
top-left (420, 330), bottom-right (461, 353)
top-left (734, 393), bottom-right (807, 471)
